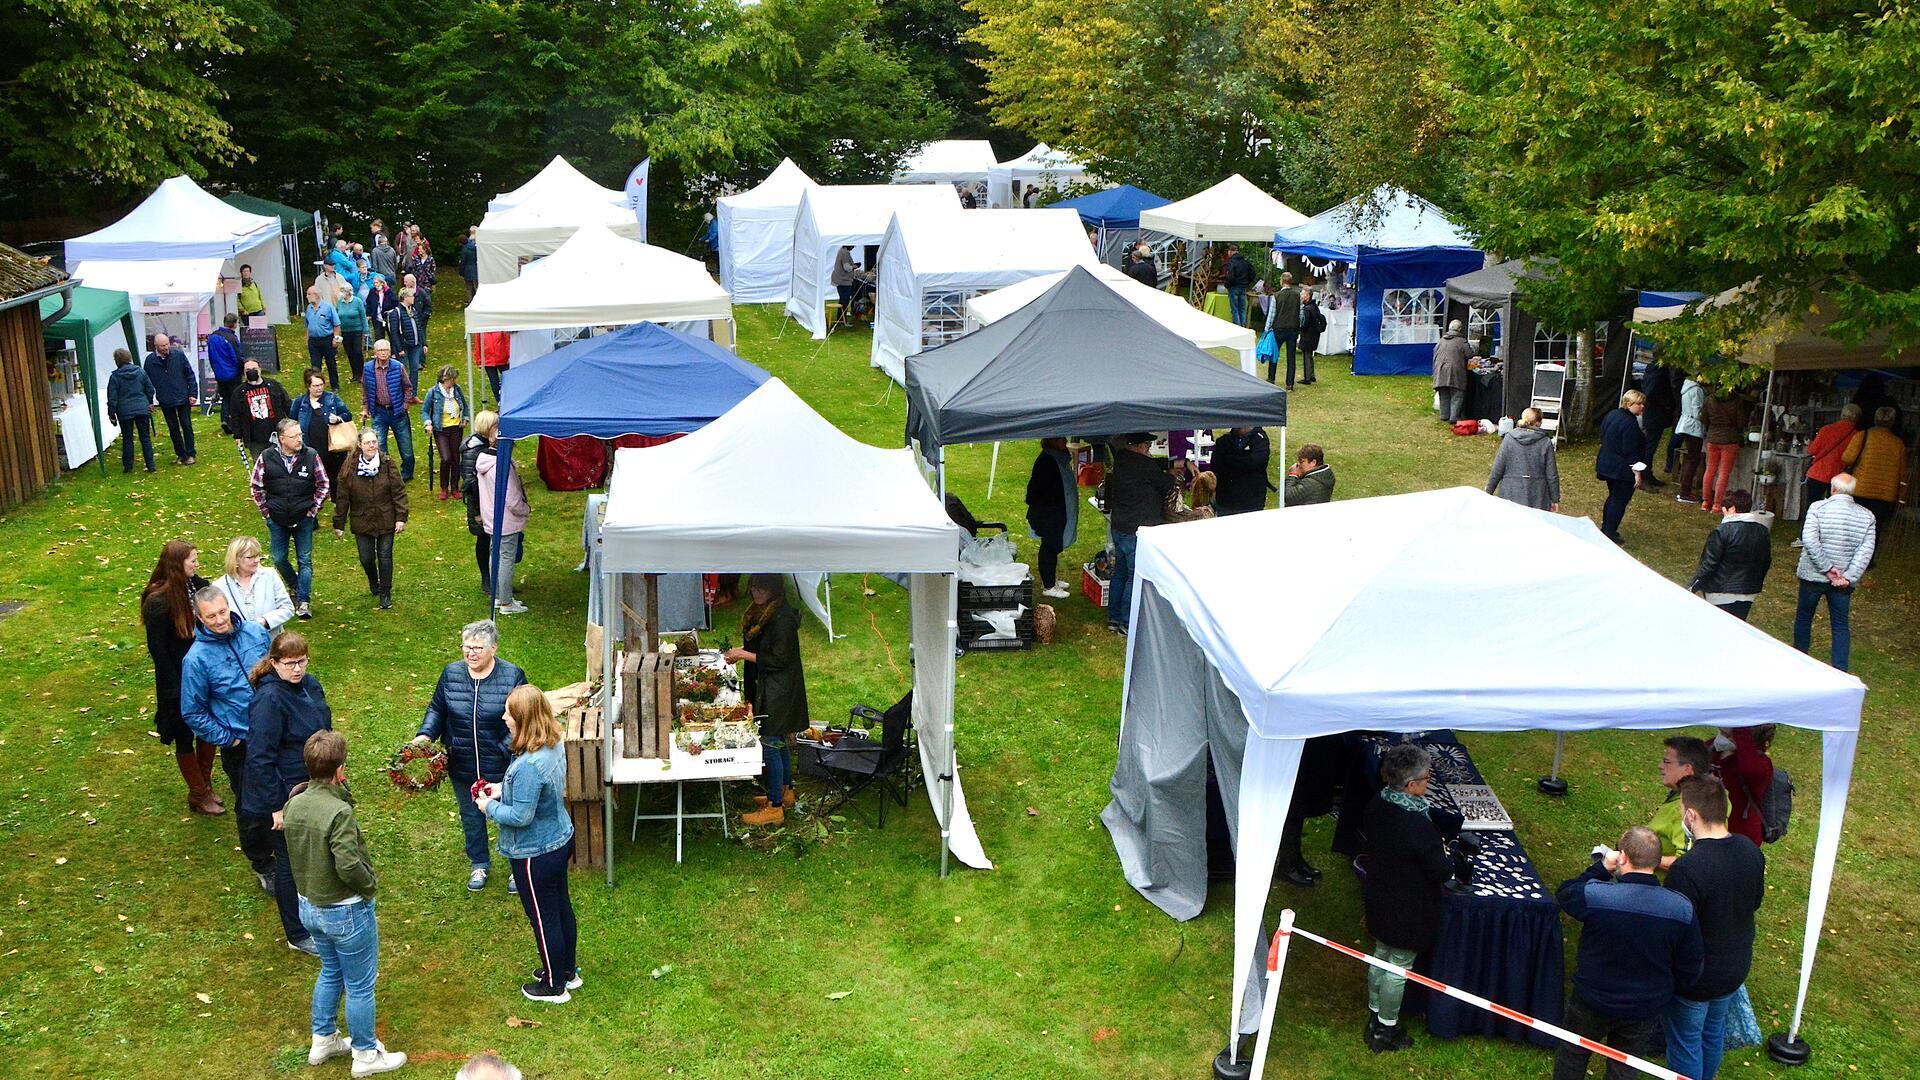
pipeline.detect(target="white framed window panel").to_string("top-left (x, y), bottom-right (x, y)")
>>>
top-left (1533, 326), bottom-right (1579, 364)
top-left (1467, 307), bottom-right (1502, 356)
top-left (1380, 287), bottom-right (1446, 345)
top-left (920, 289), bottom-right (983, 351)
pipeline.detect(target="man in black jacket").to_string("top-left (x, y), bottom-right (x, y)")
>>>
top-left (1103, 434), bottom-right (1173, 635)
top-left (1210, 427), bottom-right (1270, 515)
top-left (1123, 242), bottom-right (1159, 289)
top-left (1662, 777), bottom-right (1765, 1080)
top-left (223, 360), bottom-right (293, 462)
top-left (1639, 364), bottom-right (1679, 489)
top-left (144, 332), bottom-right (199, 464)
top-left (1688, 489), bottom-right (1772, 620)
top-left (1554, 826), bottom-right (1704, 1080)
top-left (1268, 273), bottom-right (1302, 387)
top-left (249, 419), bottom-right (329, 619)
top-left (1222, 245), bottom-right (1255, 327)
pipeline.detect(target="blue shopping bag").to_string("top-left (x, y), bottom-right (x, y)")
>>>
top-left (1256, 330), bottom-right (1278, 364)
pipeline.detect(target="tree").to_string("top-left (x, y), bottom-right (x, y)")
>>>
top-left (870, 0), bottom-right (1027, 156)
top-left (1435, 0), bottom-right (1920, 384)
top-left (0, 0), bottom-right (240, 203)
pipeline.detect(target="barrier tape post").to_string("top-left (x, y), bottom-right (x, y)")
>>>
top-left (1268, 920), bottom-right (1692, 1080)
top-left (1246, 908), bottom-right (1294, 1077)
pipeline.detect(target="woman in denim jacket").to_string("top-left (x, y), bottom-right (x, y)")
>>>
top-left (478, 684), bottom-right (577, 1004)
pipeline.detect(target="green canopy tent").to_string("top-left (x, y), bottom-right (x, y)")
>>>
top-left (221, 193), bottom-right (314, 313)
top-left (40, 285), bottom-right (139, 476)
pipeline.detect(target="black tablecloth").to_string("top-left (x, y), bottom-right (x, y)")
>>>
top-left (1468, 369), bottom-right (1505, 422)
top-left (1334, 731), bottom-right (1564, 1048)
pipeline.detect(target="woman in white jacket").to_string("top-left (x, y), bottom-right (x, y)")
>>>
top-left (1672, 377), bottom-right (1707, 504)
top-left (213, 535), bottom-right (295, 635)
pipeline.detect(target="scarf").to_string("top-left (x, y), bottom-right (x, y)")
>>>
top-left (741, 597), bottom-right (780, 645)
top-left (356, 452), bottom-right (382, 478)
top-left (1382, 785), bottom-right (1431, 818)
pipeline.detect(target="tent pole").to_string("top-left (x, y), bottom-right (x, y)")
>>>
top-left (940, 572), bottom-right (958, 879)
top-left (1276, 426), bottom-right (1287, 509)
top-left (603, 569), bottom-right (618, 887)
top-left (986, 442), bottom-right (1000, 499)
top-left (464, 332), bottom-right (476, 411)
top-left (1538, 732), bottom-right (1569, 796)
top-left (1758, 369), bottom-right (1777, 510)
top-left (489, 436), bottom-right (513, 621)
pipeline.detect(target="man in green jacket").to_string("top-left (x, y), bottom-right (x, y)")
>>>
top-left (1284, 444), bottom-right (1336, 506)
top-left (282, 730), bottom-right (406, 1076)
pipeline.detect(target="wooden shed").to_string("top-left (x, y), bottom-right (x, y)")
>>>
top-left (0, 243), bottom-right (74, 508)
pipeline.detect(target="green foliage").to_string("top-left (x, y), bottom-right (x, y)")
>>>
top-left (0, 0), bottom-right (241, 195)
top-left (1435, 0), bottom-right (1920, 382)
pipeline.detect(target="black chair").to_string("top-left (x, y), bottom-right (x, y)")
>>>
top-left (801, 692), bottom-right (915, 827)
top-left (944, 494), bottom-right (1006, 538)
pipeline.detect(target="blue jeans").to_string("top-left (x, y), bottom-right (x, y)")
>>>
top-left (763, 736), bottom-right (790, 807)
top-left (1662, 990), bottom-right (1736, 1080)
top-left (1793, 577), bottom-right (1854, 671)
top-left (268, 517), bottom-right (316, 603)
top-left (299, 897), bottom-right (379, 1050)
top-left (1109, 531), bottom-right (1139, 629)
top-left (369, 409), bottom-right (416, 481)
top-left (451, 770), bottom-right (499, 868)
top-left (402, 346), bottom-right (424, 392)
top-left (1228, 287), bottom-right (1248, 327)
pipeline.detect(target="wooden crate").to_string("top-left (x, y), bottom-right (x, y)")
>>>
top-left (655, 655), bottom-right (674, 756)
top-left (566, 799), bottom-right (605, 869)
top-left (619, 652), bottom-right (644, 759)
top-left (563, 705), bottom-right (604, 801)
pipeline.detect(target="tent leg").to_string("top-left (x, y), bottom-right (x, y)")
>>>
top-left (986, 442), bottom-right (1000, 499)
top-left (1538, 732), bottom-right (1569, 796)
top-left (1276, 426), bottom-right (1287, 509)
top-left (464, 332), bottom-right (476, 410)
top-left (939, 573), bottom-right (958, 879)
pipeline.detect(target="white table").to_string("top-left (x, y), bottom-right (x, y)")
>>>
top-left (610, 728), bottom-right (762, 863)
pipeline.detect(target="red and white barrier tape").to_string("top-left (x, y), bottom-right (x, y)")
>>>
top-left (1268, 915), bottom-right (1692, 1080)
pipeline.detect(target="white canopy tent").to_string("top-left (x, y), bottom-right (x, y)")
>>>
top-left (716, 159), bottom-right (817, 304)
top-left (65, 176), bottom-right (291, 324)
top-left (477, 184), bottom-right (642, 285)
top-left (1136, 174), bottom-right (1309, 242)
top-left (783, 184), bottom-right (960, 339)
top-left (1104, 487), bottom-right (1863, 1066)
top-left (71, 258), bottom-right (227, 380)
top-left (597, 378), bottom-right (989, 878)
top-left (488, 155), bottom-right (627, 213)
top-left (892, 139), bottom-right (997, 196)
top-left (987, 143), bottom-right (1094, 208)
top-left (966, 262), bottom-right (1257, 373)
top-left (870, 208), bottom-right (1098, 383)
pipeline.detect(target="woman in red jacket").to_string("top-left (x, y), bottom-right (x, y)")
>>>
top-left (1713, 725), bottom-right (1775, 846)
top-left (1803, 404), bottom-right (1861, 505)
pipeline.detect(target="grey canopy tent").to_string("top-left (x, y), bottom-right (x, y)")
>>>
top-left (903, 266), bottom-right (1288, 495)
top-left (1443, 258), bottom-right (1553, 420)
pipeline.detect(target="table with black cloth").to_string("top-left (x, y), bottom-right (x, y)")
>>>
top-left (1332, 730), bottom-right (1564, 1048)
top-left (1467, 368), bottom-right (1506, 422)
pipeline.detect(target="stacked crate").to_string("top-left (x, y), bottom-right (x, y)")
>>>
top-left (562, 703), bottom-right (605, 868)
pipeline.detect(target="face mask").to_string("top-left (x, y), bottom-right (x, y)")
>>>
top-left (247, 370), bottom-right (263, 384)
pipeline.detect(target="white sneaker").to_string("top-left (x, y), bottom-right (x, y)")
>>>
top-left (309, 1032), bottom-right (350, 1065)
top-left (1042, 584), bottom-right (1072, 599)
top-left (351, 1042), bottom-right (407, 1076)
top-left (496, 601), bottom-right (528, 615)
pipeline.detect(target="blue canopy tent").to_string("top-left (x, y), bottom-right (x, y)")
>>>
top-left (1273, 187), bottom-right (1481, 375)
top-left (489, 321), bottom-right (770, 617)
top-left (1052, 184), bottom-right (1169, 268)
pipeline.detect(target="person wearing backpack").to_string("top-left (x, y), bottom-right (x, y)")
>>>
top-left (1713, 725), bottom-right (1784, 847)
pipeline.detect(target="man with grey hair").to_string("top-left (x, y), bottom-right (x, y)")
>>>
top-left (1553, 826), bottom-right (1703, 1080)
top-left (1792, 471), bottom-right (1876, 672)
top-left (457, 1053), bottom-right (521, 1080)
top-left (144, 331), bottom-right (199, 463)
top-left (250, 417), bottom-right (329, 620)
top-left (1431, 318), bottom-right (1473, 423)
top-left (413, 620), bottom-right (528, 890)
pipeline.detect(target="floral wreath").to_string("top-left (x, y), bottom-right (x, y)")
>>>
top-left (387, 741), bottom-right (448, 792)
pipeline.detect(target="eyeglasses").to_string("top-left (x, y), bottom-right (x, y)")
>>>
top-left (277, 656), bottom-right (310, 667)
top-left (461, 643), bottom-right (491, 653)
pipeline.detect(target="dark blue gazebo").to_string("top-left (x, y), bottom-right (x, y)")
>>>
top-left (489, 321), bottom-right (770, 612)
top-left (1051, 185), bottom-right (1169, 266)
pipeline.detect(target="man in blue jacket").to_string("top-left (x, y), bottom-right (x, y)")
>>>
top-left (144, 332), bottom-right (198, 464)
top-left (1553, 825), bottom-right (1704, 1080)
top-left (411, 619), bottom-right (527, 891)
top-left (206, 312), bottom-right (245, 407)
top-left (180, 587), bottom-right (280, 896)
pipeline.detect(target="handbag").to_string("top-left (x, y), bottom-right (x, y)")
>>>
top-left (1256, 330), bottom-right (1279, 364)
top-left (328, 419), bottom-right (359, 453)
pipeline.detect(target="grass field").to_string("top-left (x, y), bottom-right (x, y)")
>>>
top-left (0, 288), bottom-right (1915, 1079)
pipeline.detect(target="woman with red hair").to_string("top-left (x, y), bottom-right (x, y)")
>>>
top-left (141, 540), bottom-right (220, 814)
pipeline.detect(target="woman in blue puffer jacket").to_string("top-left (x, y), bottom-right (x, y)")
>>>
top-left (243, 631), bottom-right (332, 953)
top-left (478, 684), bottom-right (576, 1005)
top-left (412, 619), bottom-right (526, 891)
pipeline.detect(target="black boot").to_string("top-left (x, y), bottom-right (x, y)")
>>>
top-left (1280, 861), bottom-right (1317, 887)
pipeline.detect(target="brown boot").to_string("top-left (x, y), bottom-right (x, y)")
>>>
top-left (741, 804), bottom-right (785, 827)
top-left (177, 751), bottom-right (225, 815)
top-left (195, 741), bottom-right (226, 811)
top-left (750, 786), bottom-right (797, 809)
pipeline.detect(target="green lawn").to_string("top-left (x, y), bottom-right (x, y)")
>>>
top-left (0, 290), bottom-right (1915, 1078)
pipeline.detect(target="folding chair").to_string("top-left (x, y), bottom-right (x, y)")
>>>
top-left (801, 692), bottom-right (915, 828)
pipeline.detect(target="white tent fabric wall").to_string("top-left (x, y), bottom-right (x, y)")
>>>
top-left (870, 208), bottom-right (1099, 383)
top-left (464, 224), bottom-right (732, 339)
top-left (65, 176), bottom-right (291, 324)
top-left (1272, 184), bottom-right (1474, 255)
top-left (965, 263), bottom-right (1257, 373)
top-left (488, 155), bottom-right (627, 213)
top-left (1136, 174), bottom-right (1309, 242)
top-left (476, 193), bottom-right (643, 285)
top-left (52, 318), bottom-right (135, 469)
top-left (782, 184), bottom-right (961, 339)
top-left (1109, 487), bottom-right (1864, 1053)
top-left (71, 257), bottom-right (227, 350)
top-left (892, 139), bottom-right (997, 187)
top-left (716, 159), bottom-right (817, 303)
top-left (597, 379), bottom-right (988, 874)
top-left (986, 143), bottom-right (1094, 208)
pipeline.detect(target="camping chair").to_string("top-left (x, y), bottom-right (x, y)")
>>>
top-left (798, 692), bottom-right (916, 828)
top-left (944, 493), bottom-right (1006, 538)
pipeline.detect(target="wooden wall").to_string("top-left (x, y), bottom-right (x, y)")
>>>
top-left (0, 305), bottom-right (58, 508)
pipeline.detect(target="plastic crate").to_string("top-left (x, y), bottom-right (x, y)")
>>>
top-left (1082, 563), bottom-right (1110, 608)
top-left (960, 609), bottom-right (1034, 651)
top-left (959, 579), bottom-right (1034, 613)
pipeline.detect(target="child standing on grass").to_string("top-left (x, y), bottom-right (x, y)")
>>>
top-left (283, 730), bottom-right (407, 1076)
top-left (106, 348), bottom-right (158, 473)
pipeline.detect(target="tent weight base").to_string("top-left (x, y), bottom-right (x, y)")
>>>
top-left (1767, 1033), bottom-right (1811, 1066)
top-left (1536, 777), bottom-right (1569, 797)
top-left (1211, 1042), bottom-right (1252, 1080)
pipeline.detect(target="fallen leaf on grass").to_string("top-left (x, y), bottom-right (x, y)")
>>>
top-left (648, 964), bottom-right (673, 979)
top-left (1094, 1027), bottom-right (1117, 1042)
top-left (1025, 806), bottom-right (1038, 817)
top-left (505, 1016), bottom-right (541, 1028)
top-left (92, 964), bottom-right (104, 974)
top-left (195, 992), bottom-right (211, 1004)
top-left (826, 990), bottom-right (852, 1001)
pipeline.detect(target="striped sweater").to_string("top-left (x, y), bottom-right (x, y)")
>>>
top-left (1796, 493), bottom-right (1876, 583)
